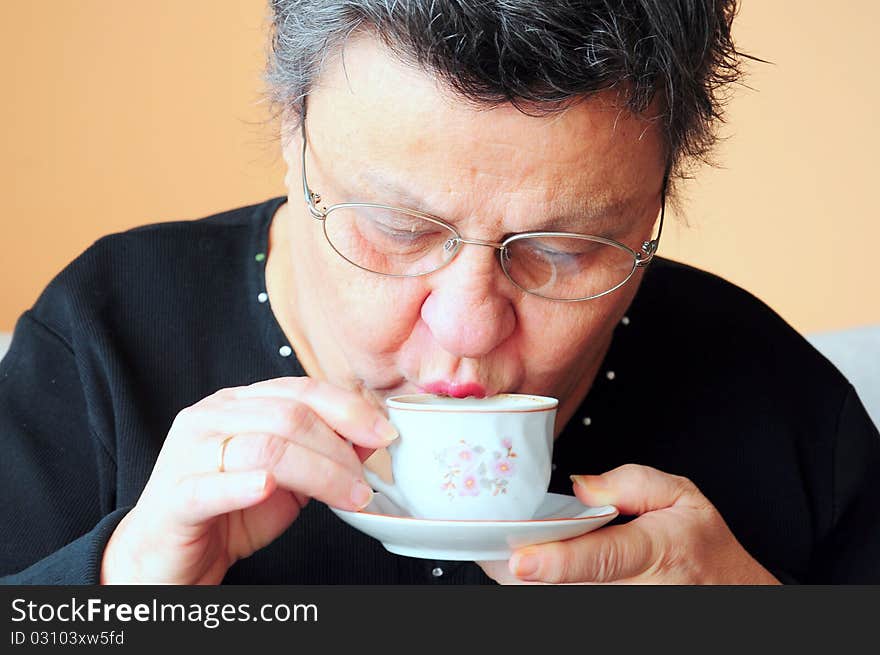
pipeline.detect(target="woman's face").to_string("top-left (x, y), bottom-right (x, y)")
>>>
top-left (276, 34), bottom-right (666, 427)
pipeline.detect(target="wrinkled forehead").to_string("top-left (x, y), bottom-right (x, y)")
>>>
top-left (301, 33), bottom-right (667, 209)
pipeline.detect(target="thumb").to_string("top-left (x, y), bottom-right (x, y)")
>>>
top-left (570, 464), bottom-right (707, 516)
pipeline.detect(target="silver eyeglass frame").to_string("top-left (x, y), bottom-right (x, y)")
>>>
top-left (300, 122), bottom-right (668, 302)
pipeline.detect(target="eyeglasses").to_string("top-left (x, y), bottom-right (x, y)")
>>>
top-left (300, 124), bottom-right (668, 302)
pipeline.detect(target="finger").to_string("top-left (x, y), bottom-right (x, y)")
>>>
top-left (185, 395), bottom-right (392, 450)
top-left (198, 423), bottom-right (364, 481)
top-left (570, 464), bottom-right (708, 515)
top-left (222, 434), bottom-right (373, 511)
top-left (478, 560), bottom-right (551, 585)
top-left (227, 487), bottom-right (303, 558)
top-left (218, 377), bottom-right (398, 447)
top-left (509, 520), bottom-right (656, 583)
top-left (178, 397), bottom-right (385, 468)
top-left (171, 470), bottom-right (277, 526)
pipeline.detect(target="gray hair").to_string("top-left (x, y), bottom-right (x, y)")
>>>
top-left (266, 0), bottom-right (746, 177)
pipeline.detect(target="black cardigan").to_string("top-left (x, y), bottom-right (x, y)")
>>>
top-left (2, 197), bottom-right (878, 584)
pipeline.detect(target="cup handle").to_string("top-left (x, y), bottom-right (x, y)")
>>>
top-left (362, 467), bottom-right (408, 511)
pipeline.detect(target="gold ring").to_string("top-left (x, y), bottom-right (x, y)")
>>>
top-left (217, 435), bottom-right (234, 473)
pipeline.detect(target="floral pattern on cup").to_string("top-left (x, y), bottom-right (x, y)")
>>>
top-left (437, 438), bottom-right (518, 499)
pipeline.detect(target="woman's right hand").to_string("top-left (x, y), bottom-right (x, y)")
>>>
top-left (100, 377), bottom-right (397, 584)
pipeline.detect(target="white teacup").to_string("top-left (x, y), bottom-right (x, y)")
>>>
top-left (364, 393), bottom-right (558, 520)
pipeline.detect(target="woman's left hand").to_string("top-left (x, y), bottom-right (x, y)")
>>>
top-left (479, 464), bottom-right (780, 585)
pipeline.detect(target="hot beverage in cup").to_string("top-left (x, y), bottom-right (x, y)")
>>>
top-left (364, 393), bottom-right (558, 520)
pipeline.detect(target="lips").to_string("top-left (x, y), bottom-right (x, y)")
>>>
top-left (420, 381), bottom-right (488, 398)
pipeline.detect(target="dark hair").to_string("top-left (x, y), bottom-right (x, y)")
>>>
top-left (266, 0), bottom-right (746, 177)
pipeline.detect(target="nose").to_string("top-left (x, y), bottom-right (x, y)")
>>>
top-left (420, 241), bottom-right (517, 358)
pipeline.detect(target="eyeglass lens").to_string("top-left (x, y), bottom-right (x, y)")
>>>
top-left (322, 205), bottom-right (637, 300)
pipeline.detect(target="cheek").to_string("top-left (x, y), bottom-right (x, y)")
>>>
top-left (516, 286), bottom-right (634, 368)
top-left (520, 307), bottom-right (600, 361)
top-left (319, 269), bottom-right (427, 354)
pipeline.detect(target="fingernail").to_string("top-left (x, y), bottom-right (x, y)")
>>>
top-left (570, 474), bottom-right (608, 491)
top-left (350, 479), bottom-right (374, 510)
top-left (373, 417), bottom-right (399, 444)
top-left (511, 553), bottom-right (539, 579)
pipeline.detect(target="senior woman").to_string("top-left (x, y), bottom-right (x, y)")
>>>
top-left (2, 0), bottom-right (879, 585)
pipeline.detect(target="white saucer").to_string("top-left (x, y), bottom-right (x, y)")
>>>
top-left (328, 492), bottom-right (618, 561)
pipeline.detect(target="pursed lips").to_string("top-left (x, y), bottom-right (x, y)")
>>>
top-left (419, 381), bottom-right (489, 398)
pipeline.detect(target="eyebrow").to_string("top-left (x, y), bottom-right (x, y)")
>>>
top-left (353, 170), bottom-right (634, 233)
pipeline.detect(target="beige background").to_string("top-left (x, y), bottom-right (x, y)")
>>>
top-left (1, 1), bottom-right (878, 334)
